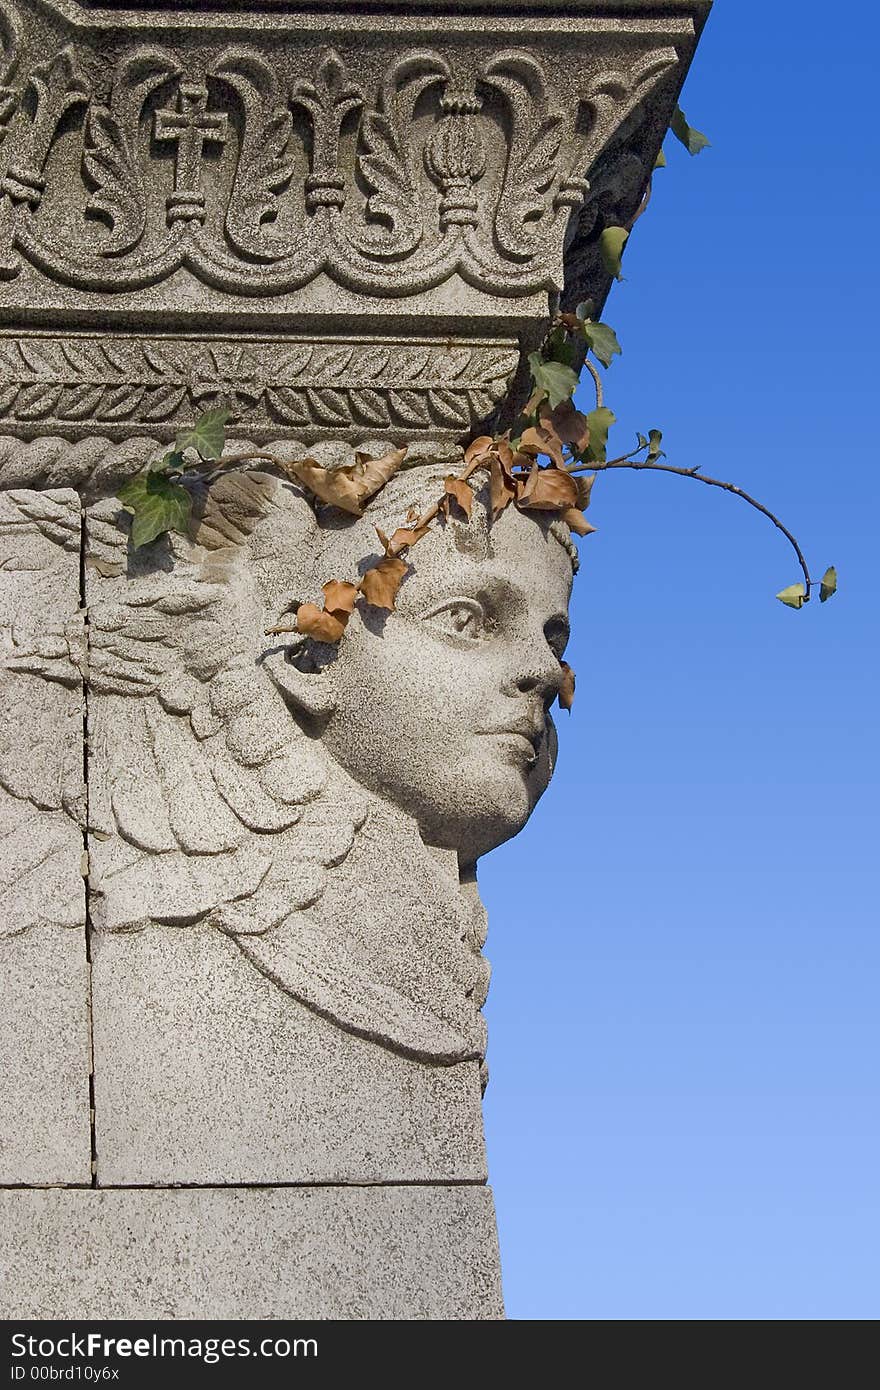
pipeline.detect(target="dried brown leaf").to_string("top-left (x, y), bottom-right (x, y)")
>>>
top-left (561, 507), bottom-right (597, 537)
top-left (489, 454), bottom-right (517, 520)
top-left (520, 423), bottom-right (565, 469)
top-left (322, 579), bottom-right (359, 617)
top-left (495, 438), bottom-right (514, 470)
top-left (559, 660), bottom-right (576, 711)
top-left (464, 434), bottom-right (495, 466)
top-left (279, 457), bottom-right (364, 515)
top-left (558, 312), bottom-right (581, 332)
top-left (516, 464), bottom-right (579, 512)
top-left (359, 556), bottom-right (409, 610)
top-left (443, 475), bottom-right (473, 519)
top-left (511, 449), bottom-right (536, 471)
top-left (296, 602), bottom-right (347, 644)
top-left (549, 399), bottom-right (591, 451)
top-left (349, 446), bottom-right (408, 504)
top-left (384, 523), bottom-right (431, 557)
top-left (575, 473), bottom-right (596, 510)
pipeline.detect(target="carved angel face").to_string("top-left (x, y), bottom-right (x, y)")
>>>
top-left (299, 482), bottom-right (575, 865)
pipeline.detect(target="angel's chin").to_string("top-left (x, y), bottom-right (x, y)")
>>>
top-left (421, 776), bottom-right (536, 864)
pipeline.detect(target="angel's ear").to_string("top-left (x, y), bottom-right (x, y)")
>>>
top-left (261, 644), bottom-right (338, 723)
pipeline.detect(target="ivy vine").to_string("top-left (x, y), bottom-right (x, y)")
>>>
top-left (111, 104), bottom-right (836, 713)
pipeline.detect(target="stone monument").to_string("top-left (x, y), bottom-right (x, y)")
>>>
top-left (0, 0), bottom-right (709, 1319)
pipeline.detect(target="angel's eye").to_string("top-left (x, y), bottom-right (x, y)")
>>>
top-left (422, 597), bottom-right (492, 642)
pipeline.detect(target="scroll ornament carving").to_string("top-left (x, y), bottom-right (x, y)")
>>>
top-left (0, 6), bottom-right (679, 297)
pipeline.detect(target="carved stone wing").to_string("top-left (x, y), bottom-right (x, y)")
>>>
top-left (84, 495), bottom-right (361, 938)
top-left (83, 475), bottom-right (486, 1064)
top-left (0, 489), bottom-right (85, 939)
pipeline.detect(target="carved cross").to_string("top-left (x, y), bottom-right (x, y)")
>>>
top-left (154, 81), bottom-right (228, 225)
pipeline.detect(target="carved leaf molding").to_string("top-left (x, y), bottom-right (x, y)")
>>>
top-left (482, 53), bottom-right (565, 263)
top-left (0, 336), bottom-right (518, 433)
top-left (347, 50), bottom-right (450, 261)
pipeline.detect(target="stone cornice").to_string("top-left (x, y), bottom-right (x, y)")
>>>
top-left (0, 0), bottom-right (710, 445)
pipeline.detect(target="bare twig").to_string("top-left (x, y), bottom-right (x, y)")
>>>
top-left (582, 359), bottom-right (604, 410)
top-left (566, 455), bottom-right (812, 595)
top-left (215, 450), bottom-right (280, 466)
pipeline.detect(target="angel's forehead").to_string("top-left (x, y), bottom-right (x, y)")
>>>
top-left (396, 510), bottom-right (574, 616)
top-left (247, 471), bottom-right (575, 614)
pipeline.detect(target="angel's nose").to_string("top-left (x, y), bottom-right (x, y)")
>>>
top-left (502, 640), bottom-right (565, 705)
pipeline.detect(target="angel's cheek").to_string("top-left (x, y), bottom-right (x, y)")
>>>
top-left (321, 622), bottom-right (498, 812)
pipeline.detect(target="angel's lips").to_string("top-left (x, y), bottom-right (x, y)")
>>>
top-left (477, 727), bottom-right (543, 767)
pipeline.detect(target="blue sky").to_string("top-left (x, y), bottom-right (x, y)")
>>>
top-left (479, 0), bottom-right (880, 1319)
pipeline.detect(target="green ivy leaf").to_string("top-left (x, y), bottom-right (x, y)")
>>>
top-left (776, 583), bottom-right (807, 610)
top-left (175, 407), bottom-right (230, 462)
top-left (149, 448), bottom-right (185, 474)
top-left (575, 299), bottom-right (595, 321)
top-left (599, 225), bottom-right (629, 280)
top-left (528, 352), bottom-right (579, 408)
top-left (584, 406), bottom-right (616, 463)
top-left (819, 566), bottom-right (837, 602)
top-left (647, 428), bottom-right (664, 460)
top-left (654, 147), bottom-right (667, 169)
top-left (545, 326), bottom-right (576, 367)
top-left (670, 106), bottom-right (710, 156)
top-left (117, 471), bottom-right (193, 549)
top-left (637, 432), bottom-right (649, 450)
top-left (581, 319), bottom-right (622, 370)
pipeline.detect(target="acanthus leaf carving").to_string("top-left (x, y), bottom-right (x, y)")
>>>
top-left (82, 107), bottom-right (149, 256)
top-left (83, 47), bottom-right (181, 256)
top-left (212, 47), bottom-right (298, 263)
top-left (0, 41), bottom-right (88, 278)
top-left (0, 1), bottom-right (20, 87)
top-left (560, 48), bottom-right (679, 312)
top-left (0, 5), bottom-right (19, 170)
top-left (0, 3), bottom-right (19, 158)
top-left (0, 20), bottom-right (685, 305)
top-left (481, 52), bottom-right (566, 264)
top-left (346, 51), bottom-right (449, 260)
top-left (10, 44), bottom-right (88, 197)
top-left (575, 46), bottom-right (679, 174)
